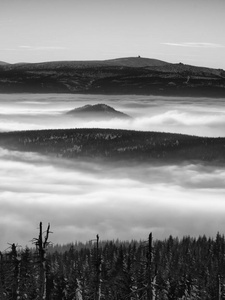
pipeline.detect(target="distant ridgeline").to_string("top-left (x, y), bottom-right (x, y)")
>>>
top-left (0, 128), bottom-right (225, 164)
top-left (0, 57), bottom-right (225, 96)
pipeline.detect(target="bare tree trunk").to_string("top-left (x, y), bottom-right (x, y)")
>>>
top-left (0, 252), bottom-right (4, 298)
top-left (147, 233), bottom-right (153, 300)
top-left (11, 243), bottom-right (21, 300)
top-left (96, 234), bottom-right (101, 300)
top-left (34, 222), bottom-right (51, 300)
top-left (217, 274), bottom-right (221, 300)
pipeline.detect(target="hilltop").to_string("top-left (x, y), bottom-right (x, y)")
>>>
top-left (1, 57), bottom-right (169, 69)
top-left (0, 57), bottom-right (225, 96)
top-left (66, 103), bottom-right (131, 119)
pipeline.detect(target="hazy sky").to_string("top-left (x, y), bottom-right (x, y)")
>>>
top-left (1, 0), bottom-right (225, 68)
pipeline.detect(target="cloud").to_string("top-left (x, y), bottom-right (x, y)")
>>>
top-left (162, 42), bottom-right (225, 48)
top-left (0, 95), bottom-right (225, 247)
top-left (1, 95), bottom-right (225, 137)
top-left (18, 45), bottom-right (67, 51)
top-left (0, 147), bottom-right (225, 248)
top-left (138, 109), bottom-right (225, 127)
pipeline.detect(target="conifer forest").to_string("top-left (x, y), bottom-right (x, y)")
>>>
top-left (1, 223), bottom-right (225, 300)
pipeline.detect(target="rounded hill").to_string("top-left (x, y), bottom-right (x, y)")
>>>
top-left (66, 104), bottom-right (131, 120)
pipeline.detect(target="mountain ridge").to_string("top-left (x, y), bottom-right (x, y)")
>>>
top-left (0, 57), bottom-right (225, 96)
top-left (1, 57), bottom-right (169, 69)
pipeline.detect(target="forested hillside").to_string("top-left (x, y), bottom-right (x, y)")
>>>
top-left (0, 57), bottom-right (225, 96)
top-left (0, 128), bottom-right (225, 164)
top-left (1, 226), bottom-right (225, 300)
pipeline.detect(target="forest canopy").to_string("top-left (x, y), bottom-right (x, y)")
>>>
top-left (1, 224), bottom-right (225, 300)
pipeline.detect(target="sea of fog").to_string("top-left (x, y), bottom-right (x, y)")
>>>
top-left (0, 93), bottom-right (225, 137)
top-left (0, 94), bottom-right (225, 247)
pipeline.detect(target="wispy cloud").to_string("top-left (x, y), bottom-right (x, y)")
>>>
top-left (162, 42), bottom-right (225, 48)
top-left (18, 45), bottom-right (67, 51)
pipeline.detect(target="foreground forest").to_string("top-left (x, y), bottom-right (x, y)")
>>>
top-left (1, 224), bottom-right (225, 300)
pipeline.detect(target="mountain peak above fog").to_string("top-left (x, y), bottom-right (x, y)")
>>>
top-left (66, 104), bottom-right (131, 119)
top-left (10, 56), bottom-right (169, 69)
top-left (0, 56), bottom-right (225, 96)
top-left (103, 57), bottom-right (169, 67)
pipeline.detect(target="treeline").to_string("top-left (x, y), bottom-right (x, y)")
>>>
top-left (1, 225), bottom-right (225, 299)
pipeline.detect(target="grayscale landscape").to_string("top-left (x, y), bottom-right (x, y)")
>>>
top-left (1, 0), bottom-right (225, 298)
top-left (0, 93), bottom-right (225, 246)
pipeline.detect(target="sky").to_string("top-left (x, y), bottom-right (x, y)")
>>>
top-left (1, 0), bottom-right (225, 69)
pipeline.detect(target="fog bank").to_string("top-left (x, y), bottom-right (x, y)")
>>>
top-left (0, 94), bottom-right (224, 248)
top-left (1, 147), bottom-right (225, 248)
top-left (0, 94), bottom-right (224, 137)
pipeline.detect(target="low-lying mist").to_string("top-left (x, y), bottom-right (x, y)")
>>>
top-left (0, 94), bottom-right (224, 248)
top-left (1, 147), bottom-right (225, 247)
top-left (0, 94), bottom-right (225, 137)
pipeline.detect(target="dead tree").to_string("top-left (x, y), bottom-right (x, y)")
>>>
top-left (96, 234), bottom-right (101, 300)
top-left (0, 251), bottom-right (4, 298)
top-left (217, 274), bottom-right (222, 300)
top-left (32, 222), bottom-right (51, 300)
top-left (90, 234), bottom-right (102, 300)
top-left (11, 243), bottom-right (21, 300)
top-left (147, 233), bottom-right (153, 300)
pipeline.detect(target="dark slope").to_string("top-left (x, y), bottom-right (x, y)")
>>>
top-left (0, 61), bottom-right (10, 66)
top-left (0, 128), bottom-right (224, 164)
top-left (0, 57), bottom-right (225, 96)
top-left (66, 104), bottom-right (131, 119)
